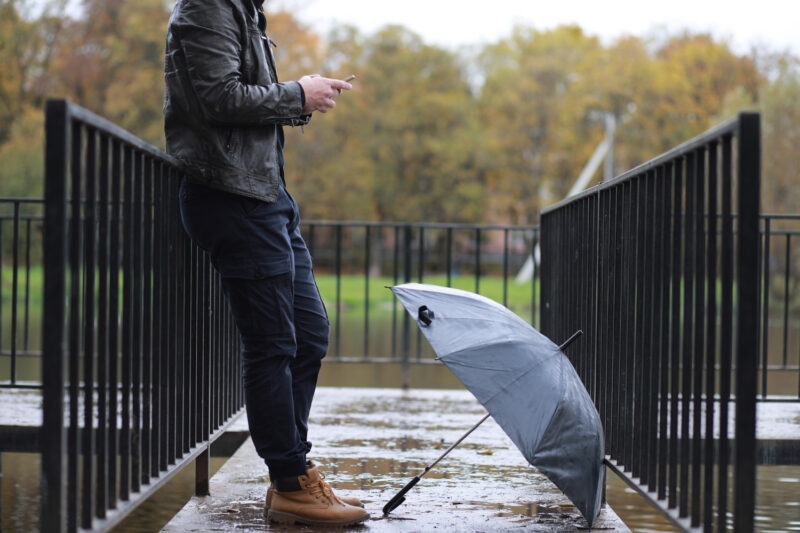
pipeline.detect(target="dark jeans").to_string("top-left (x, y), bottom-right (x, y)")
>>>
top-left (179, 179), bottom-right (329, 479)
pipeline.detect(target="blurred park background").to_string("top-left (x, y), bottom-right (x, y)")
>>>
top-left (1, 0), bottom-right (798, 223)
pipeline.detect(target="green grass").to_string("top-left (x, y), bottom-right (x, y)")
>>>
top-left (314, 274), bottom-right (538, 318)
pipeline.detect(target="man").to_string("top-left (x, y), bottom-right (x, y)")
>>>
top-left (163, 0), bottom-right (369, 527)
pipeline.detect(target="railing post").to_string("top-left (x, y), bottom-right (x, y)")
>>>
top-left (195, 447), bottom-right (210, 496)
top-left (734, 112), bottom-right (761, 533)
top-left (41, 98), bottom-right (70, 533)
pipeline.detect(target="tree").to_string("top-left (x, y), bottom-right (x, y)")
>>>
top-left (477, 25), bottom-right (606, 223)
top-left (46, 0), bottom-right (172, 146)
top-left (0, 0), bottom-right (67, 144)
top-left (282, 24), bottom-right (487, 222)
top-left (720, 52), bottom-right (800, 213)
top-left (0, 104), bottom-right (44, 197)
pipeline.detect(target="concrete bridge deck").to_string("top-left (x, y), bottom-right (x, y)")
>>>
top-left (162, 387), bottom-right (630, 532)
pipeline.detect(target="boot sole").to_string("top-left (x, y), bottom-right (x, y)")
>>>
top-left (265, 501), bottom-right (365, 512)
top-left (267, 509), bottom-right (369, 527)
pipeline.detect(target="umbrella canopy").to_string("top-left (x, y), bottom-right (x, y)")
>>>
top-left (391, 283), bottom-right (605, 526)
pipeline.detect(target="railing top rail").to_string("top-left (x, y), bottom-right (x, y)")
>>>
top-left (541, 112), bottom-right (755, 215)
top-left (51, 99), bottom-right (184, 171)
top-left (762, 213), bottom-right (800, 220)
top-left (300, 220), bottom-right (539, 231)
top-left (0, 198), bottom-right (46, 204)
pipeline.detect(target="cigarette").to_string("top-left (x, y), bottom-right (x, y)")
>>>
top-left (344, 75), bottom-right (356, 82)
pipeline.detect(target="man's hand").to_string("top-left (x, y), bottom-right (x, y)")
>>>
top-left (298, 75), bottom-right (353, 114)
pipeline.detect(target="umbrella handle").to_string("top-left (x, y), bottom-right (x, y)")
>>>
top-left (382, 476), bottom-right (420, 515)
top-left (382, 413), bottom-right (491, 516)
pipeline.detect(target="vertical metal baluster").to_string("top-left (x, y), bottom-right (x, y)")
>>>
top-left (692, 148), bottom-right (706, 527)
top-left (668, 160), bottom-right (683, 510)
top-left (204, 255), bottom-right (211, 442)
top-left (596, 191), bottom-right (607, 451)
top-left (188, 244), bottom-right (197, 451)
top-left (131, 151), bottom-right (143, 494)
top-left (446, 227), bottom-right (453, 288)
top-left (364, 226), bottom-right (370, 360)
top-left (23, 218), bottom-right (31, 353)
top-left (704, 140), bottom-right (719, 532)
top-left (108, 139), bottom-right (121, 509)
top-left (474, 228), bottom-right (481, 294)
top-left (645, 171), bottom-right (659, 492)
top-left (656, 165), bottom-right (671, 501)
top-left (632, 177), bottom-right (646, 479)
top-left (142, 157), bottom-right (158, 484)
top-left (81, 127), bottom-right (97, 529)
top-left (783, 234), bottom-right (791, 368)
top-left (141, 158), bottom-right (153, 486)
top-left (539, 217), bottom-right (548, 334)
top-left (120, 144), bottom-right (133, 502)
top-left (173, 171), bottom-right (184, 461)
top-left (590, 197), bottom-right (600, 402)
top-left (680, 152), bottom-right (695, 519)
top-left (0, 217), bottom-right (3, 361)
top-left (416, 227), bottom-right (424, 360)
top-left (402, 225), bottom-right (412, 387)
top-left (391, 226), bottom-right (399, 359)
top-left (96, 134), bottom-right (109, 519)
top-left (502, 229), bottom-right (509, 307)
top-left (532, 228), bottom-right (538, 327)
top-left (761, 217), bottom-right (771, 398)
top-left (718, 134), bottom-right (733, 533)
top-left (152, 166), bottom-right (164, 474)
top-left (11, 202), bottom-right (19, 384)
top-left (622, 180), bottom-right (635, 470)
top-left (335, 225), bottom-right (342, 358)
top-left (67, 119), bottom-right (83, 533)
top-left (612, 187), bottom-right (623, 460)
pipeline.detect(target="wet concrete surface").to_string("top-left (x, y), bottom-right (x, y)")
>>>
top-left (163, 388), bottom-right (630, 532)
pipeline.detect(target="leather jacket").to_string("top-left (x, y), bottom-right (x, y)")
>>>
top-left (163, 0), bottom-right (310, 202)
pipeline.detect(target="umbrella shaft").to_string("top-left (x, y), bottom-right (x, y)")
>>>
top-left (420, 412), bottom-right (492, 477)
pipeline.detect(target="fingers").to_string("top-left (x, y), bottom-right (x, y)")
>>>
top-left (298, 75), bottom-right (351, 114)
top-left (317, 98), bottom-right (336, 113)
top-left (328, 79), bottom-right (353, 91)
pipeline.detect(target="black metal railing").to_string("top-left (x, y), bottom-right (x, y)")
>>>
top-left (40, 99), bottom-right (244, 533)
top-left (759, 214), bottom-right (800, 399)
top-left (1, 205), bottom-right (541, 372)
top-left (5, 204), bottom-right (798, 397)
top-left (0, 198), bottom-right (44, 387)
top-left (299, 221), bottom-right (539, 366)
top-left (540, 113), bottom-right (762, 532)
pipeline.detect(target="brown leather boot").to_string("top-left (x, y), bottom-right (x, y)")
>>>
top-left (265, 482), bottom-right (363, 512)
top-left (266, 465), bottom-right (370, 527)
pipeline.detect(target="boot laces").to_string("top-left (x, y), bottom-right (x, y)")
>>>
top-left (312, 471), bottom-right (342, 504)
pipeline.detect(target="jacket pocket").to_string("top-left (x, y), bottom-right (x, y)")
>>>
top-left (223, 127), bottom-right (240, 160)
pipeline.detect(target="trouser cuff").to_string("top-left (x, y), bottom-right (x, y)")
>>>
top-left (268, 456), bottom-right (308, 482)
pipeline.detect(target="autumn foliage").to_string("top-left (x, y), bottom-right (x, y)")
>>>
top-left (0, 0), bottom-right (798, 218)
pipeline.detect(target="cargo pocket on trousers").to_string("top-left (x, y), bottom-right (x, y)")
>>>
top-left (217, 256), bottom-right (294, 341)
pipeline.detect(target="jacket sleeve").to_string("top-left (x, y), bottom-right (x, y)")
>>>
top-left (173, 0), bottom-right (308, 126)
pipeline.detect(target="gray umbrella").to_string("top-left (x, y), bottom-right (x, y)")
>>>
top-left (388, 283), bottom-right (605, 526)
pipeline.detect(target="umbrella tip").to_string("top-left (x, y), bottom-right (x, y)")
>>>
top-left (558, 330), bottom-right (583, 351)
